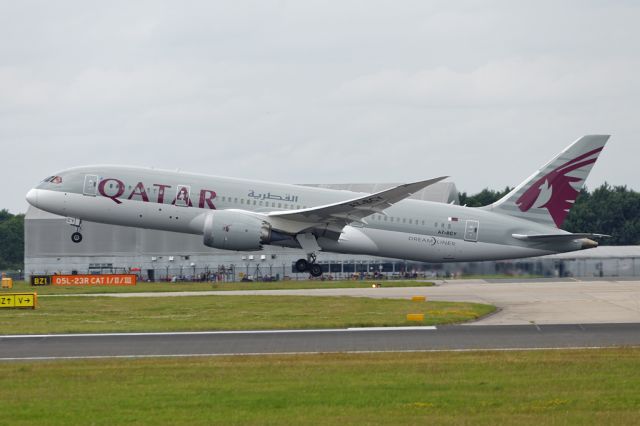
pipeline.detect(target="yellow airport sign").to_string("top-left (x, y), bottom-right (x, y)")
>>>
top-left (0, 293), bottom-right (37, 309)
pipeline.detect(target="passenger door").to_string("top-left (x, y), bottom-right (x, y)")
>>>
top-left (464, 220), bottom-right (479, 242)
top-left (175, 185), bottom-right (191, 207)
top-left (83, 175), bottom-right (98, 196)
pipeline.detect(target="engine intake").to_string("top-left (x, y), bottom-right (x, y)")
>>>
top-left (203, 211), bottom-right (272, 251)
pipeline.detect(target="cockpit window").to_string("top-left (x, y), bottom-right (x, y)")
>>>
top-left (42, 176), bottom-right (62, 184)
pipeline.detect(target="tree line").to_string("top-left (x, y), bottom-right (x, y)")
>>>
top-left (1, 183), bottom-right (638, 270)
top-left (0, 210), bottom-right (24, 270)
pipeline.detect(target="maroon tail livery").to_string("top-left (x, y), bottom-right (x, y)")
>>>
top-left (486, 135), bottom-right (609, 228)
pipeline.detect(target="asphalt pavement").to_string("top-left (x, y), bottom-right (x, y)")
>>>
top-left (2, 323), bottom-right (639, 360)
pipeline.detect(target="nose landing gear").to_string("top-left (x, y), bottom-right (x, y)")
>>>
top-left (67, 217), bottom-right (83, 244)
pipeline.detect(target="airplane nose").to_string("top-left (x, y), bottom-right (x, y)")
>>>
top-left (26, 189), bottom-right (38, 207)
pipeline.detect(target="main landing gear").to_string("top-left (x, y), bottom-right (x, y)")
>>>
top-left (295, 253), bottom-right (323, 277)
top-left (295, 233), bottom-right (323, 277)
top-left (67, 217), bottom-right (83, 244)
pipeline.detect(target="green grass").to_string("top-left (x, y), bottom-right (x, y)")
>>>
top-left (1, 349), bottom-right (639, 425)
top-left (0, 295), bottom-right (493, 334)
top-left (5, 279), bottom-right (434, 295)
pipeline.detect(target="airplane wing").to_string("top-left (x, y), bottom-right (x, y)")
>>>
top-left (267, 176), bottom-right (448, 234)
top-left (512, 233), bottom-right (610, 242)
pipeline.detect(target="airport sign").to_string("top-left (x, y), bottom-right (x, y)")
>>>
top-left (51, 274), bottom-right (137, 286)
top-left (0, 293), bottom-right (37, 309)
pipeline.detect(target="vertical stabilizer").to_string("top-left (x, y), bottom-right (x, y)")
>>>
top-left (485, 135), bottom-right (610, 228)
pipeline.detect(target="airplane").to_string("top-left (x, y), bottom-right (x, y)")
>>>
top-left (26, 135), bottom-right (610, 277)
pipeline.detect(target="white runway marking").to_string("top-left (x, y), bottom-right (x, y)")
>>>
top-left (0, 326), bottom-right (437, 339)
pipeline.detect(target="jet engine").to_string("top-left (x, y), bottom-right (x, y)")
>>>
top-left (202, 210), bottom-right (273, 251)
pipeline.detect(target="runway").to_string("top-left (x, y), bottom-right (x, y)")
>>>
top-left (2, 323), bottom-right (639, 360)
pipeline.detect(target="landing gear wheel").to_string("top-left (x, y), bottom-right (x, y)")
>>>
top-left (309, 263), bottom-right (323, 277)
top-left (71, 232), bottom-right (83, 243)
top-left (295, 259), bottom-right (308, 273)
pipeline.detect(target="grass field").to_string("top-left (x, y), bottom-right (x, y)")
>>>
top-left (1, 349), bottom-right (639, 425)
top-left (4, 279), bottom-right (434, 295)
top-left (0, 295), bottom-right (494, 334)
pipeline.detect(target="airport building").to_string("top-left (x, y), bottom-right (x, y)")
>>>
top-left (24, 181), bottom-right (640, 280)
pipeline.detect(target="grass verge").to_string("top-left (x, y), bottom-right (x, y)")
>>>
top-left (0, 295), bottom-right (493, 334)
top-left (1, 349), bottom-right (639, 425)
top-left (4, 279), bottom-right (434, 295)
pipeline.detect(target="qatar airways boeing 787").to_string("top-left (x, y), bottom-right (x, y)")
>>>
top-left (26, 135), bottom-right (609, 277)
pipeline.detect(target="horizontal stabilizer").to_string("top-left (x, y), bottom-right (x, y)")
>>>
top-left (512, 233), bottom-right (610, 242)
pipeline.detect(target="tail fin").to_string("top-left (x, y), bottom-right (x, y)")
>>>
top-left (485, 135), bottom-right (610, 228)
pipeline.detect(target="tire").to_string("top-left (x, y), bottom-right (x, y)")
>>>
top-left (71, 232), bottom-right (83, 243)
top-left (295, 258), bottom-right (308, 273)
top-left (309, 263), bottom-right (323, 277)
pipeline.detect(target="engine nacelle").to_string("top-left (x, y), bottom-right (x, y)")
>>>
top-left (202, 210), bottom-right (272, 251)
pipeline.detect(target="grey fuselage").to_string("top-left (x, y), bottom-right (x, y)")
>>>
top-left (27, 165), bottom-right (586, 263)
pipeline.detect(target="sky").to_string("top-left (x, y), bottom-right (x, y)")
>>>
top-left (2, 0), bottom-right (639, 213)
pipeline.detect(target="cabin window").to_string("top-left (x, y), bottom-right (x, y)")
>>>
top-left (278, 203), bottom-right (282, 208)
top-left (241, 199), bottom-right (244, 204)
top-left (402, 218), bottom-right (406, 224)
top-left (259, 201), bottom-right (263, 206)
top-left (234, 198), bottom-right (238, 203)
top-left (253, 200), bottom-right (257, 205)
top-left (272, 202), bottom-right (276, 207)
top-left (409, 219), bottom-right (412, 224)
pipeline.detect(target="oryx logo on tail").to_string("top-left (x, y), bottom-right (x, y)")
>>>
top-left (516, 147), bottom-right (603, 227)
top-left (487, 135), bottom-right (609, 228)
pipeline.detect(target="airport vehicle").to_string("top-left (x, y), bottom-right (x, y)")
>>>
top-left (26, 135), bottom-right (609, 277)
